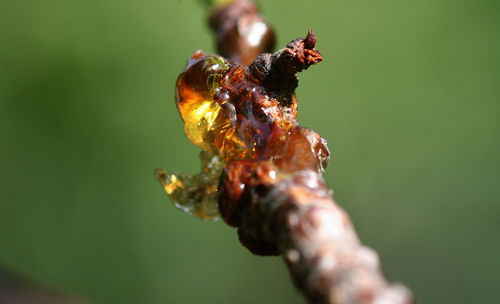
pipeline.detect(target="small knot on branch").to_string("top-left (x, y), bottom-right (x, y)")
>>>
top-left (284, 29), bottom-right (323, 68)
top-left (304, 28), bottom-right (317, 49)
top-left (249, 29), bottom-right (323, 105)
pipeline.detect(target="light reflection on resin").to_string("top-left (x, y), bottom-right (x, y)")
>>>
top-left (156, 51), bottom-right (330, 219)
top-left (155, 151), bottom-right (224, 220)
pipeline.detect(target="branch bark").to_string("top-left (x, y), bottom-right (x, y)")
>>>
top-left (207, 1), bottom-right (414, 303)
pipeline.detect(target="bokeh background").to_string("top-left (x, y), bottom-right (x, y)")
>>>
top-left (0, 0), bottom-right (498, 303)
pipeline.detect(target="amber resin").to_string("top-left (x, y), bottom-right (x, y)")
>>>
top-left (155, 151), bottom-right (224, 220)
top-left (156, 31), bottom-right (328, 219)
top-left (175, 53), bottom-right (230, 152)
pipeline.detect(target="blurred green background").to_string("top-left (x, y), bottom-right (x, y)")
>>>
top-left (0, 0), bottom-right (498, 303)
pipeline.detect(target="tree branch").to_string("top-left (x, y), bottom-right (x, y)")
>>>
top-left (209, 1), bottom-right (414, 303)
top-left (158, 1), bottom-right (414, 303)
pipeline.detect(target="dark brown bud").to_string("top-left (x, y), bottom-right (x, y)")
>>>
top-left (209, 0), bottom-right (276, 65)
top-left (218, 160), bottom-right (278, 227)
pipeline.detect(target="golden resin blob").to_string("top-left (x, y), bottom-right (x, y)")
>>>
top-left (156, 54), bottom-right (233, 219)
top-left (156, 51), bottom-right (329, 219)
top-left (175, 55), bottom-right (226, 151)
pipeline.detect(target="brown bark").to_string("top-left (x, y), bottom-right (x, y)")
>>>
top-left (208, 1), bottom-right (414, 303)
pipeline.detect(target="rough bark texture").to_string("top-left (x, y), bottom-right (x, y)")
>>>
top-left (208, 1), bottom-right (414, 303)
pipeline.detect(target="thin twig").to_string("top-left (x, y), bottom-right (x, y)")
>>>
top-left (208, 1), bottom-right (414, 303)
top-left (158, 1), bottom-right (414, 303)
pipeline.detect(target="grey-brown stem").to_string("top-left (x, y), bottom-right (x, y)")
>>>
top-left (208, 1), bottom-right (414, 303)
